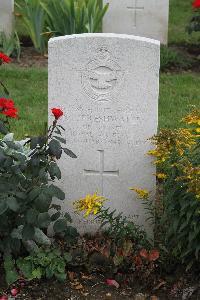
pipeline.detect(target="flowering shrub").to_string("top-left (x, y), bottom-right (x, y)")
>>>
top-left (0, 54), bottom-right (78, 284)
top-left (187, 0), bottom-right (200, 34)
top-left (148, 109), bottom-right (200, 269)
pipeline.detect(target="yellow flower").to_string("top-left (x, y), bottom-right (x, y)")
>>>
top-left (196, 128), bottom-right (200, 133)
top-left (183, 110), bottom-right (200, 126)
top-left (74, 192), bottom-right (106, 217)
top-left (154, 173), bottom-right (167, 180)
top-left (130, 187), bottom-right (149, 199)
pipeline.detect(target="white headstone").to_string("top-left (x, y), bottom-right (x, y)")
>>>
top-left (103, 0), bottom-right (169, 44)
top-left (48, 34), bottom-right (160, 236)
top-left (0, 0), bottom-right (14, 37)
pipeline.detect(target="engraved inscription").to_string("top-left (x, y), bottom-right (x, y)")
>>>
top-left (82, 47), bottom-right (124, 102)
top-left (84, 150), bottom-right (119, 194)
top-left (66, 105), bottom-right (149, 146)
top-left (127, 0), bottom-right (144, 27)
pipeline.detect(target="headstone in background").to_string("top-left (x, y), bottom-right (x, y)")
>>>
top-left (48, 33), bottom-right (160, 235)
top-left (103, 0), bottom-right (169, 44)
top-left (0, 0), bottom-right (14, 37)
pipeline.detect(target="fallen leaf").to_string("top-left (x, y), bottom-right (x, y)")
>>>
top-left (106, 279), bottom-right (120, 288)
top-left (81, 274), bottom-right (93, 280)
top-left (139, 249), bottom-right (149, 259)
top-left (149, 249), bottom-right (160, 262)
top-left (75, 284), bottom-right (84, 290)
top-left (153, 280), bottom-right (166, 290)
top-left (68, 271), bottom-right (76, 281)
top-left (150, 296), bottom-right (159, 300)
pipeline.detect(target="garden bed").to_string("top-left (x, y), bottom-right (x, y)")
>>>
top-left (1, 264), bottom-right (200, 300)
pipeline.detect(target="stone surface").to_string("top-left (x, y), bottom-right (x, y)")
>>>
top-left (0, 0), bottom-right (14, 36)
top-left (48, 33), bottom-right (160, 235)
top-left (103, 0), bottom-right (169, 44)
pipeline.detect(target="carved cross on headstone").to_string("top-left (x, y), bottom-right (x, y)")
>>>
top-left (127, 0), bottom-right (144, 27)
top-left (84, 150), bottom-right (119, 195)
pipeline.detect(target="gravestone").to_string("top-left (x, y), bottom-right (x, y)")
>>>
top-left (0, 0), bottom-right (14, 37)
top-left (48, 33), bottom-right (160, 235)
top-left (103, 0), bottom-right (169, 44)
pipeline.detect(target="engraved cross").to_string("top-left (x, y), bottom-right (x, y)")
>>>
top-left (84, 150), bottom-right (119, 195)
top-left (127, 0), bottom-right (144, 27)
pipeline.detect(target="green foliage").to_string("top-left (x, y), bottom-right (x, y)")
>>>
top-left (151, 111), bottom-right (200, 270)
top-left (15, 0), bottom-right (47, 54)
top-left (160, 46), bottom-right (193, 71)
top-left (41, 0), bottom-right (109, 36)
top-left (0, 32), bottom-right (21, 61)
top-left (0, 127), bottom-right (77, 252)
top-left (187, 10), bottom-right (200, 35)
top-left (15, 0), bottom-right (108, 54)
top-left (4, 255), bottom-right (19, 285)
top-left (96, 207), bottom-right (149, 248)
top-left (0, 95), bottom-right (78, 285)
top-left (17, 247), bottom-right (72, 282)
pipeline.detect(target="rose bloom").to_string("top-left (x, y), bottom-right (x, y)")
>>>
top-left (0, 52), bottom-right (11, 64)
top-left (193, 0), bottom-right (200, 8)
top-left (0, 98), bottom-right (18, 118)
top-left (51, 108), bottom-right (63, 119)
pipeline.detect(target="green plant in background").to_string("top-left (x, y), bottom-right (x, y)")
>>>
top-left (41, 0), bottom-right (109, 36)
top-left (160, 46), bottom-right (193, 71)
top-left (15, 0), bottom-right (47, 54)
top-left (15, 0), bottom-right (108, 54)
top-left (187, 0), bottom-right (200, 35)
top-left (148, 109), bottom-right (200, 270)
top-left (0, 32), bottom-right (21, 61)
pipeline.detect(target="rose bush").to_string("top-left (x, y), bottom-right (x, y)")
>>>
top-left (187, 0), bottom-right (200, 34)
top-left (0, 53), bottom-right (78, 285)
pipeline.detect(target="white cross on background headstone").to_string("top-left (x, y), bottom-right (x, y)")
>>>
top-left (127, 0), bottom-right (144, 27)
top-left (84, 150), bottom-right (119, 195)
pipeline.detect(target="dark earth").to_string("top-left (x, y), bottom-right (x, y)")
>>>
top-left (1, 263), bottom-right (200, 300)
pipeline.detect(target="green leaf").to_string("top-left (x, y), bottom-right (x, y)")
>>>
top-left (49, 139), bottom-right (62, 159)
top-left (64, 252), bottom-right (72, 263)
top-left (7, 196), bottom-right (19, 212)
top-left (0, 199), bottom-right (8, 215)
top-left (22, 225), bottom-right (35, 240)
top-left (48, 161), bottom-right (61, 179)
top-left (0, 120), bottom-right (8, 134)
top-left (4, 255), bottom-right (19, 285)
top-left (53, 135), bottom-right (66, 144)
top-left (63, 148), bottom-right (77, 158)
top-left (53, 219), bottom-right (68, 233)
top-left (55, 272), bottom-right (66, 281)
top-left (51, 211), bottom-right (61, 221)
top-left (37, 212), bottom-right (51, 228)
top-left (64, 212), bottom-right (72, 223)
top-left (49, 184), bottom-right (65, 200)
top-left (26, 209), bottom-right (38, 225)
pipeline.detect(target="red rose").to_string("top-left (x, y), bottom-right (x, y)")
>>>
top-left (0, 98), bottom-right (18, 118)
top-left (2, 108), bottom-right (18, 118)
top-left (192, 0), bottom-right (200, 8)
top-left (51, 108), bottom-right (63, 119)
top-left (0, 52), bottom-right (11, 64)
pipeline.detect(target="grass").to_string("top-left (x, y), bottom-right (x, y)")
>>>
top-left (169, 0), bottom-right (200, 45)
top-left (1, 66), bottom-right (47, 139)
top-left (1, 66), bottom-right (199, 138)
top-left (159, 73), bottom-right (200, 129)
